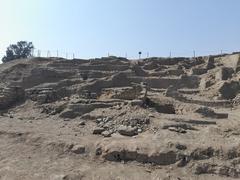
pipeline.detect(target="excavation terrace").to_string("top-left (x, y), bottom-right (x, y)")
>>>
top-left (0, 53), bottom-right (240, 179)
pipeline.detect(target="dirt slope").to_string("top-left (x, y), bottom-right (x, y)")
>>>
top-left (0, 54), bottom-right (240, 179)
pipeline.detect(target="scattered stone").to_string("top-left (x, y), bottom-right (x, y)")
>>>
top-left (103, 123), bottom-right (111, 129)
top-left (168, 127), bottom-right (187, 134)
top-left (116, 105), bottom-right (122, 110)
top-left (101, 131), bottom-right (112, 137)
top-left (96, 118), bottom-right (102, 123)
top-left (175, 143), bottom-right (187, 150)
top-left (148, 114), bottom-right (155, 118)
top-left (162, 123), bottom-right (196, 131)
top-left (118, 125), bottom-right (138, 136)
top-left (71, 145), bottom-right (85, 154)
top-left (78, 121), bottom-right (86, 126)
top-left (93, 127), bottom-right (105, 135)
top-left (93, 112), bottom-right (150, 136)
top-left (95, 147), bottom-right (102, 156)
top-left (176, 155), bottom-right (190, 167)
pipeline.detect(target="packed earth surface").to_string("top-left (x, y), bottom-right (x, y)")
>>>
top-left (0, 53), bottom-right (240, 180)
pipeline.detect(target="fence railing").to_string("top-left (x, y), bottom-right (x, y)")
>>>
top-left (32, 49), bottom-right (239, 60)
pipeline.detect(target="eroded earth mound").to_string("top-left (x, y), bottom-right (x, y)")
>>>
top-left (0, 54), bottom-right (240, 179)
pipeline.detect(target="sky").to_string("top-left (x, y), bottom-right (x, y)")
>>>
top-left (0, 0), bottom-right (240, 60)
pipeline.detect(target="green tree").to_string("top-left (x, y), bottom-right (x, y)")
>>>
top-left (2, 41), bottom-right (34, 63)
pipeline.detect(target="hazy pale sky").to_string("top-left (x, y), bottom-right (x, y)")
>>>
top-left (1, 0), bottom-right (240, 59)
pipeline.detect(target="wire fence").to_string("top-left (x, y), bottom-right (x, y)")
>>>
top-left (32, 49), bottom-right (239, 60)
top-left (32, 49), bottom-right (76, 59)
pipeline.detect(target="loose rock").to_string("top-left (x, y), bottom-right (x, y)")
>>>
top-left (71, 145), bottom-right (85, 154)
top-left (93, 127), bottom-right (105, 135)
top-left (118, 125), bottom-right (138, 136)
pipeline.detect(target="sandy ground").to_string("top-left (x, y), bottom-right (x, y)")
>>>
top-left (0, 101), bottom-right (239, 180)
